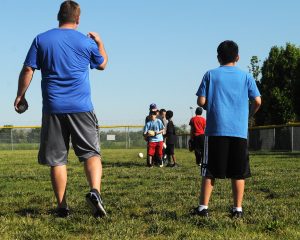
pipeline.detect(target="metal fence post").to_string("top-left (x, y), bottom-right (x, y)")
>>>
top-left (125, 127), bottom-right (128, 149)
top-left (128, 126), bottom-right (131, 149)
top-left (273, 127), bottom-right (276, 149)
top-left (10, 128), bottom-right (14, 151)
top-left (291, 126), bottom-right (294, 152)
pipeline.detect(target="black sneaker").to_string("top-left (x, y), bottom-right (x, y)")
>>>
top-left (56, 207), bottom-right (70, 218)
top-left (171, 163), bottom-right (179, 168)
top-left (192, 207), bottom-right (209, 217)
top-left (231, 209), bottom-right (243, 218)
top-left (86, 189), bottom-right (107, 218)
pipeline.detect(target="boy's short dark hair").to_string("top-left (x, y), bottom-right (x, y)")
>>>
top-left (159, 109), bottom-right (166, 114)
top-left (195, 107), bottom-right (203, 115)
top-left (217, 40), bottom-right (239, 65)
top-left (166, 110), bottom-right (173, 120)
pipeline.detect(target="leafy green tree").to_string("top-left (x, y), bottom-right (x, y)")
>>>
top-left (175, 124), bottom-right (189, 135)
top-left (255, 43), bottom-right (300, 125)
top-left (248, 56), bottom-right (261, 82)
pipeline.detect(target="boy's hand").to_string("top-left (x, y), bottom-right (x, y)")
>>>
top-left (147, 130), bottom-right (155, 137)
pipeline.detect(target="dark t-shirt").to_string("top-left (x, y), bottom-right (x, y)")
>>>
top-left (166, 120), bottom-right (177, 144)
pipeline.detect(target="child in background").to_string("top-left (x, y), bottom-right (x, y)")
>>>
top-left (165, 110), bottom-right (177, 167)
top-left (189, 107), bottom-right (206, 166)
top-left (143, 110), bottom-right (165, 167)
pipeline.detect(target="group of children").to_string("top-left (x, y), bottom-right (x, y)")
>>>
top-left (143, 104), bottom-right (177, 168)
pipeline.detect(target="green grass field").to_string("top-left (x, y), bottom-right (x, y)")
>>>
top-left (0, 149), bottom-right (299, 240)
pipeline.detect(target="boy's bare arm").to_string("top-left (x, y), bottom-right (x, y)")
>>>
top-left (249, 96), bottom-right (262, 118)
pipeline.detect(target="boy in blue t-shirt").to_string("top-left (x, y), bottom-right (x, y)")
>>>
top-left (143, 111), bottom-right (165, 167)
top-left (194, 40), bottom-right (261, 218)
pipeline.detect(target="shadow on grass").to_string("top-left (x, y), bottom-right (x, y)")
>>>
top-left (103, 161), bottom-right (146, 168)
top-left (250, 151), bottom-right (300, 158)
top-left (15, 208), bottom-right (41, 217)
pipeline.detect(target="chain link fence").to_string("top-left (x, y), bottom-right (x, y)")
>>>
top-left (248, 123), bottom-right (300, 151)
top-left (176, 123), bottom-right (300, 152)
top-left (1, 123), bottom-right (299, 151)
top-left (0, 125), bottom-right (146, 150)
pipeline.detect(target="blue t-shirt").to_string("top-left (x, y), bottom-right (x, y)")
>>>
top-left (24, 28), bottom-right (104, 113)
top-left (196, 66), bottom-right (260, 139)
top-left (143, 118), bottom-right (164, 142)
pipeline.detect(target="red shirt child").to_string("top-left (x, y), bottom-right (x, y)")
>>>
top-left (189, 115), bottom-right (206, 137)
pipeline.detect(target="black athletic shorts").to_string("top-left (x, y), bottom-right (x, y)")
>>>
top-left (201, 136), bottom-right (251, 179)
top-left (38, 111), bottom-right (101, 166)
top-left (165, 144), bottom-right (175, 155)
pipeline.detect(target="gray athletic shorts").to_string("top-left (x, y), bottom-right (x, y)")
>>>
top-left (38, 111), bottom-right (101, 166)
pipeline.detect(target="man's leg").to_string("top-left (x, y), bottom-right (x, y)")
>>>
top-left (84, 155), bottom-right (107, 217)
top-left (231, 179), bottom-right (245, 208)
top-left (84, 155), bottom-right (102, 193)
top-left (51, 165), bottom-right (68, 209)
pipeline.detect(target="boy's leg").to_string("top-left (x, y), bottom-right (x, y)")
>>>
top-left (199, 177), bottom-right (215, 206)
top-left (199, 135), bottom-right (205, 165)
top-left (227, 137), bottom-right (249, 216)
top-left (147, 142), bottom-right (156, 167)
top-left (157, 141), bottom-right (164, 167)
top-left (172, 154), bottom-right (176, 164)
top-left (147, 155), bottom-right (153, 166)
top-left (231, 179), bottom-right (245, 208)
top-left (51, 165), bottom-right (68, 209)
top-left (194, 136), bottom-right (201, 165)
top-left (196, 136), bottom-right (229, 216)
top-left (84, 155), bottom-right (102, 193)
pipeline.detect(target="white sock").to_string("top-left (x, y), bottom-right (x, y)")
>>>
top-left (198, 205), bottom-right (208, 211)
top-left (233, 207), bottom-right (242, 212)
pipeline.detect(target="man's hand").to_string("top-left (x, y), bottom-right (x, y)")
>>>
top-left (14, 96), bottom-right (28, 114)
top-left (14, 65), bottom-right (34, 114)
top-left (87, 32), bottom-right (103, 46)
top-left (87, 32), bottom-right (108, 70)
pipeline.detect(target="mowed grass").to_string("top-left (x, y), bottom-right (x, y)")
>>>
top-left (0, 149), bottom-right (299, 240)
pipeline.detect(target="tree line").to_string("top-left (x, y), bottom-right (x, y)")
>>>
top-left (249, 43), bottom-right (300, 125)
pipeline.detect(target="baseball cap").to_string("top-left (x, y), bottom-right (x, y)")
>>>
top-left (149, 103), bottom-right (157, 110)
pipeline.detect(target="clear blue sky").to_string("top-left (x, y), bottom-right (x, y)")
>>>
top-left (1, 0), bottom-right (299, 126)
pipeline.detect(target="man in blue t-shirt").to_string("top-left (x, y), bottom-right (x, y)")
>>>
top-left (14, 1), bottom-right (108, 218)
top-left (194, 40), bottom-right (261, 218)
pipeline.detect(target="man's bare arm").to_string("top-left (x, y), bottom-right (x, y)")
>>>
top-left (88, 32), bottom-right (108, 70)
top-left (197, 96), bottom-right (206, 108)
top-left (14, 66), bottom-right (34, 111)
